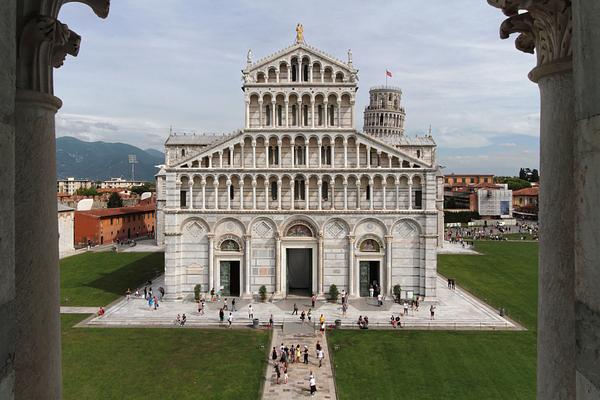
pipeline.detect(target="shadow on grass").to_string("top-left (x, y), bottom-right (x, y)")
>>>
top-left (84, 252), bottom-right (164, 297)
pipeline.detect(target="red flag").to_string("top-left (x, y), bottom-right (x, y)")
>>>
top-left (386, 70), bottom-right (392, 77)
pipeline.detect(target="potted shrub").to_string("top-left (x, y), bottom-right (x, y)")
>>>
top-left (194, 284), bottom-right (202, 302)
top-left (393, 284), bottom-right (402, 303)
top-left (328, 284), bottom-right (339, 303)
top-left (259, 285), bottom-right (267, 302)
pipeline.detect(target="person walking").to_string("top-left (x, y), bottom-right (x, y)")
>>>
top-left (269, 314), bottom-right (273, 328)
top-left (317, 349), bottom-right (324, 367)
top-left (303, 346), bottom-right (309, 364)
top-left (210, 287), bottom-right (215, 302)
top-left (430, 304), bottom-right (436, 320)
top-left (227, 312), bottom-right (233, 328)
top-left (369, 285), bottom-right (374, 298)
top-left (231, 298), bottom-right (236, 312)
top-left (248, 304), bottom-right (254, 319)
top-left (271, 347), bottom-right (278, 361)
top-left (223, 298), bottom-right (228, 311)
top-left (292, 303), bottom-right (298, 315)
top-left (153, 295), bottom-right (159, 310)
top-left (283, 365), bottom-right (288, 384)
top-left (403, 301), bottom-right (409, 316)
top-left (143, 286), bottom-right (147, 300)
top-left (300, 310), bottom-right (306, 323)
top-left (377, 293), bottom-right (383, 307)
top-left (219, 308), bottom-right (224, 324)
top-left (125, 288), bottom-right (131, 301)
top-left (307, 308), bottom-right (312, 323)
top-left (311, 294), bottom-right (316, 308)
top-left (274, 362), bottom-right (281, 385)
top-left (181, 313), bottom-right (187, 326)
top-left (309, 374), bottom-right (317, 396)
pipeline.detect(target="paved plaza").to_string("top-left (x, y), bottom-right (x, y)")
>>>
top-left (84, 274), bottom-right (519, 330)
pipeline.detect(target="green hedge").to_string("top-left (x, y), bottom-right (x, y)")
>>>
top-left (444, 211), bottom-right (480, 224)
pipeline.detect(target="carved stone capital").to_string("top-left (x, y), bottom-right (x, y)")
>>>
top-left (488, 0), bottom-right (572, 81)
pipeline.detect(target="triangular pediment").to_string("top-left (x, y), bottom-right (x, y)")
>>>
top-left (246, 43), bottom-right (355, 75)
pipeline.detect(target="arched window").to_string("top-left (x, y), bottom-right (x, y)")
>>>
top-left (277, 105), bottom-right (283, 126)
top-left (303, 64), bottom-right (309, 81)
top-left (271, 181), bottom-right (278, 200)
top-left (265, 104), bottom-right (271, 126)
top-left (329, 105), bottom-right (335, 126)
top-left (322, 181), bottom-right (329, 200)
top-left (294, 179), bottom-right (305, 200)
top-left (181, 149), bottom-right (185, 157)
top-left (303, 105), bottom-right (309, 126)
top-left (292, 105), bottom-right (297, 126)
top-left (379, 114), bottom-right (383, 124)
top-left (417, 149), bottom-right (421, 158)
top-left (229, 185), bottom-right (234, 200)
top-left (318, 105), bottom-right (323, 125)
top-left (360, 239), bottom-right (380, 252)
top-left (220, 239), bottom-right (240, 251)
top-left (366, 184), bottom-right (371, 200)
top-left (286, 224), bottom-right (313, 237)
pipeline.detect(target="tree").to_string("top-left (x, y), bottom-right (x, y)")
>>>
top-left (107, 192), bottom-right (123, 208)
top-left (495, 176), bottom-right (531, 191)
top-left (130, 184), bottom-right (154, 195)
top-left (328, 284), bottom-right (339, 302)
top-left (519, 168), bottom-right (526, 180)
top-left (75, 187), bottom-right (98, 196)
top-left (531, 169), bottom-right (539, 182)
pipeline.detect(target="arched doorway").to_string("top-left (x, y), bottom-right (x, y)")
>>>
top-left (282, 221), bottom-right (317, 296)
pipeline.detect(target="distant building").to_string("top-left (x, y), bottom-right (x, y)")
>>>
top-left (477, 184), bottom-right (513, 218)
top-left (74, 204), bottom-right (156, 246)
top-left (57, 203), bottom-right (75, 255)
top-left (444, 174), bottom-right (494, 186)
top-left (443, 174), bottom-right (496, 210)
top-left (100, 177), bottom-right (147, 189)
top-left (513, 186), bottom-right (539, 219)
top-left (56, 177), bottom-right (93, 195)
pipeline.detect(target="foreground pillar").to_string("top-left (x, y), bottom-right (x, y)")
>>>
top-left (488, 1), bottom-right (576, 398)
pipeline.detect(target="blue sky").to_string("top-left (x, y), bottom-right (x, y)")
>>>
top-left (54, 0), bottom-right (540, 176)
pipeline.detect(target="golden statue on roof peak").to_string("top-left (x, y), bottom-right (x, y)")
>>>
top-left (295, 23), bottom-right (304, 44)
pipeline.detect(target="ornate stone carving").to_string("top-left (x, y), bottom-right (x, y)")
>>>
top-left (394, 221), bottom-right (419, 239)
top-left (325, 221), bottom-right (346, 239)
top-left (52, 28), bottom-right (80, 68)
top-left (185, 221), bottom-right (206, 238)
top-left (488, 0), bottom-right (572, 80)
top-left (252, 220), bottom-right (274, 238)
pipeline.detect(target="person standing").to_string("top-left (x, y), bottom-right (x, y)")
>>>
top-left (377, 293), bottom-right (383, 307)
top-left (223, 298), bottom-right (228, 311)
top-left (311, 294), bottom-right (316, 308)
top-left (309, 374), bottom-right (317, 396)
top-left (317, 349), bottom-right (324, 368)
top-left (307, 308), bottom-right (312, 323)
top-left (210, 287), bottom-right (215, 302)
top-left (283, 365), bottom-right (288, 384)
top-left (300, 310), bottom-right (306, 323)
top-left (369, 285), bottom-right (374, 298)
top-left (143, 286), bottom-right (147, 300)
top-left (248, 304), bottom-right (254, 319)
top-left (227, 312), bottom-right (233, 328)
top-left (342, 302), bottom-right (347, 317)
top-left (269, 314), bottom-right (273, 328)
top-left (125, 288), bottom-right (131, 301)
top-left (403, 301), bottom-right (409, 316)
top-left (219, 308), bottom-right (224, 324)
top-left (430, 304), bottom-right (436, 320)
top-left (292, 303), bottom-right (298, 315)
top-left (231, 298), bottom-right (236, 312)
top-left (274, 362), bottom-right (281, 385)
top-left (303, 346), bottom-right (309, 364)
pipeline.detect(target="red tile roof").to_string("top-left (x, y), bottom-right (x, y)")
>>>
top-left (513, 187), bottom-right (539, 196)
top-left (76, 204), bottom-right (155, 218)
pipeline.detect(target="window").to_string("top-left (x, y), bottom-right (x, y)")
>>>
top-left (265, 104), bottom-right (271, 126)
top-left (181, 149), bottom-right (185, 157)
top-left (291, 64), bottom-right (297, 81)
top-left (321, 145), bottom-right (331, 165)
top-left (360, 239), bottom-right (380, 252)
top-left (271, 181), bottom-right (278, 200)
top-left (294, 180), bottom-right (306, 200)
top-left (269, 146), bottom-right (279, 165)
top-left (415, 190), bottom-right (422, 209)
top-left (416, 149), bottom-right (421, 158)
top-left (229, 185), bottom-right (234, 200)
top-left (286, 224), bottom-right (312, 237)
top-left (277, 105), bottom-right (283, 126)
top-left (303, 64), bottom-right (309, 81)
top-left (470, 177), bottom-right (475, 183)
top-left (329, 105), bottom-right (335, 126)
top-left (322, 181), bottom-right (329, 200)
top-left (303, 105), bottom-right (308, 126)
top-left (220, 239), bottom-right (240, 251)
top-left (295, 146), bottom-right (305, 165)
top-left (318, 105), bottom-right (323, 125)
top-left (110, 218), bottom-right (113, 225)
top-left (180, 190), bottom-right (187, 207)
top-left (292, 105), bottom-right (297, 126)
top-left (366, 185), bottom-right (371, 200)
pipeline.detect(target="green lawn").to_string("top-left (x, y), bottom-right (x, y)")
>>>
top-left (329, 241), bottom-right (538, 400)
top-left (61, 252), bottom-right (164, 307)
top-left (62, 314), bottom-right (270, 400)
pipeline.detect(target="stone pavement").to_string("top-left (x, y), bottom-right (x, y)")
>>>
top-left (60, 306), bottom-right (98, 314)
top-left (85, 274), bottom-right (521, 330)
top-left (262, 322), bottom-right (336, 399)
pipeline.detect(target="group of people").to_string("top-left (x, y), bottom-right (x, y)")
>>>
top-left (271, 341), bottom-right (324, 396)
top-left (175, 313), bottom-right (187, 326)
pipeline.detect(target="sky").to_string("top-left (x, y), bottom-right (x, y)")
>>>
top-left (54, 0), bottom-right (540, 176)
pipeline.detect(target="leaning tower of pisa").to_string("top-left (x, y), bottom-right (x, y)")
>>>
top-left (363, 86), bottom-right (406, 141)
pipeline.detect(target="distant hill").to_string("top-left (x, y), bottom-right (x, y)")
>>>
top-left (56, 136), bottom-right (165, 181)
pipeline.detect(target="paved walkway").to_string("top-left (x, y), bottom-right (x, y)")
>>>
top-left (262, 322), bottom-right (336, 399)
top-left (85, 275), bottom-right (520, 330)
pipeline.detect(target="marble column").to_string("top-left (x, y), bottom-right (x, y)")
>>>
top-left (252, 140), bottom-right (256, 169)
top-left (214, 182), bottom-right (219, 209)
top-left (489, 2), bottom-right (576, 398)
top-left (382, 182), bottom-right (387, 210)
top-left (304, 179), bottom-right (309, 210)
top-left (343, 139), bottom-right (348, 167)
top-left (277, 140), bottom-right (282, 167)
top-left (219, 150), bottom-right (223, 168)
top-left (356, 143), bottom-right (360, 167)
top-left (408, 183), bottom-right (413, 210)
top-left (208, 234), bottom-right (215, 293)
top-left (318, 141), bottom-right (322, 167)
top-left (275, 235), bottom-right (281, 295)
top-left (347, 235), bottom-right (355, 296)
top-left (252, 179), bottom-right (257, 210)
top-left (201, 178), bottom-right (206, 209)
top-left (369, 179), bottom-right (374, 210)
top-left (189, 182), bottom-right (194, 209)
top-left (239, 182), bottom-right (244, 210)
top-left (311, 100), bottom-right (315, 128)
top-left (285, 101), bottom-right (289, 128)
top-left (244, 235), bottom-right (251, 295)
top-left (226, 180), bottom-right (231, 210)
top-left (277, 179), bottom-right (282, 209)
top-left (324, 101), bottom-right (328, 128)
top-left (318, 233), bottom-right (324, 296)
top-left (343, 180), bottom-right (348, 210)
top-left (331, 140), bottom-right (335, 168)
top-left (290, 179), bottom-right (295, 211)
top-left (385, 235), bottom-right (393, 296)
top-left (240, 143), bottom-right (244, 168)
top-left (264, 180), bottom-right (269, 210)
top-left (356, 183), bottom-right (361, 210)
top-left (258, 100), bottom-right (263, 128)
top-left (317, 180), bottom-right (322, 210)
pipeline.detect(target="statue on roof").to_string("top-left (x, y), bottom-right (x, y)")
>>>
top-left (295, 23), bottom-right (304, 43)
top-left (247, 49), bottom-right (252, 64)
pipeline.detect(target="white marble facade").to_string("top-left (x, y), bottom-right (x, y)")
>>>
top-left (158, 37), bottom-right (442, 300)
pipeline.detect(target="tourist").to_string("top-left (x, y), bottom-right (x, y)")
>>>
top-left (342, 302), bottom-right (347, 317)
top-left (269, 314), bottom-right (273, 328)
top-left (274, 362), bottom-right (281, 384)
top-left (369, 285), bottom-right (374, 298)
top-left (447, 278), bottom-right (452, 289)
top-left (396, 316), bottom-right (401, 328)
top-left (271, 347), bottom-right (278, 361)
top-left (391, 315), bottom-right (397, 328)
top-left (223, 298), bottom-right (228, 311)
top-left (197, 301), bottom-right (203, 315)
top-left (181, 313), bottom-right (187, 326)
top-left (231, 298), bottom-right (236, 312)
top-left (300, 310), bottom-right (306, 323)
top-left (316, 340), bottom-right (322, 356)
top-left (148, 287), bottom-right (153, 299)
top-left (292, 303), bottom-right (298, 315)
top-left (341, 290), bottom-right (346, 304)
top-left (125, 288), bottom-right (131, 301)
top-left (307, 308), bottom-right (312, 323)
top-left (303, 346), bottom-right (309, 364)
top-left (430, 305), bottom-right (436, 320)
top-left (248, 304), bottom-right (254, 319)
top-left (309, 374), bottom-right (317, 396)
top-left (143, 286), bottom-right (147, 299)
top-left (228, 312), bottom-right (233, 328)
top-left (175, 314), bottom-right (181, 325)
top-left (219, 308), bottom-right (224, 324)
top-left (283, 365), bottom-right (288, 384)
top-left (289, 345), bottom-right (295, 363)
top-left (134, 288), bottom-right (140, 297)
top-left (148, 295), bottom-right (154, 309)
top-left (363, 316), bottom-right (369, 328)
top-left (403, 301), bottom-right (409, 316)
top-left (311, 293), bottom-right (316, 308)
top-left (374, 282), bottom-right (380, 297)
top-left (317, 349), bottom-right (324, 367)
top-left (377, 293), bottom-right (383, 307)
top-left (296, 345), bottom-right (301, 363)
top-left (97, 306), bottom-right (105, 316)
top-left (210, 287), bottom-right (215, 302)
top-left (153, 295), bottom-right (159, 310)
top-left (159, 286), bottom-right (165, 300)
top-left (357, 315), bottom-right (364, 328)
top-left (415, 297), bottom-right (420, 312)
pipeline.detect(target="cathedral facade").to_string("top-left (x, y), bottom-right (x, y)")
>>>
top-left (157, 34), bottom-right (443, 301)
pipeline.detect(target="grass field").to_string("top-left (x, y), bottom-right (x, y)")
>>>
top-left (62, 314), bottom-right (270, 400)
top-left (61, 252), bottom-right (164, 307)
top-left (329, 241), bottom-right (538, 400)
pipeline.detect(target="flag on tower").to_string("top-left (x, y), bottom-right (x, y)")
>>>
top-left (386, 70), bottom-right (393, 77)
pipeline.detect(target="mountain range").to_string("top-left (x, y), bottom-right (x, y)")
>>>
top-left (56, 136), bottom-right (164, 182)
